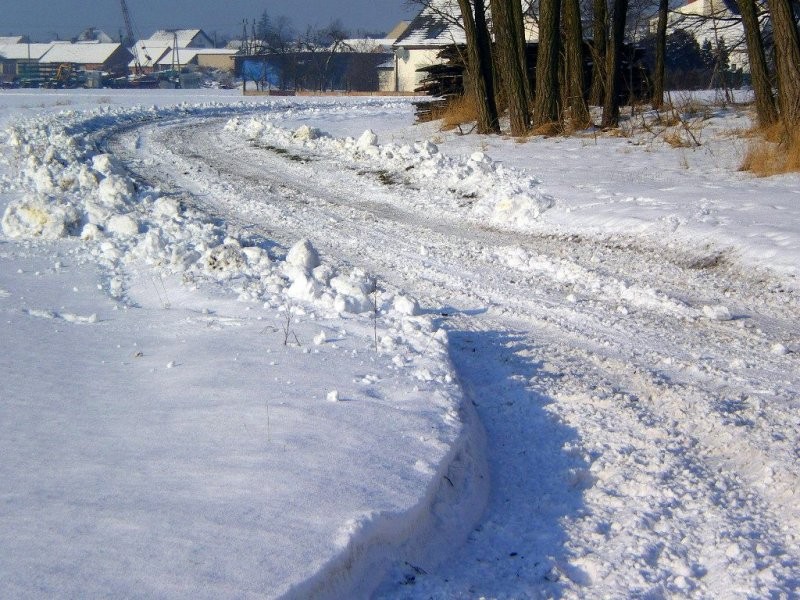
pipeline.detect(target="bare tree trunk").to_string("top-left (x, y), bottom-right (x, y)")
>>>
top-left (458, 0), bottom-right (501, 133)
top-left (737, 0), bottom-right (777, 126)
top-left (589, 0), bottom-right (607, 106)
top-left (563, 0), bottom-right (591, 126)
top-left (510, 0), bottom-right (532, 101)
top-left (652, 0), bottom-right (668, 109)
top-left (533, 0), bottom-right (563, 126)
top-left (765, 0), bottom-right (800, 124)
top-left (490, 0), bottom-right (530, 135)
top-left (601, 0), bottom-right (628, 127)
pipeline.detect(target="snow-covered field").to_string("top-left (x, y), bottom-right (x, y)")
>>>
top-left (1, 89), bottom-right (798, 598)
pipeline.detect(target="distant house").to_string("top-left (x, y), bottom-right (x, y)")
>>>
top-left (236, 23), bottom-right (406, 92)
top-left (390, 2), bottom-right (465, 93)
top-left (0, 43), bottom-right (54, 84)
top-left (140, 29), bottom-right (214, 50)
top-left (39, 42), bottom-right (133, 77)
top-left (154, 47), bottom-right (237, 72)
top-left (377, 58), bottom-right (396, 92)
top-left (389, 3), bottom-right (539, 93)
top-left (129, 46), bottom-right (171, 73)
top-left (75, 28), bottom-right (115, 44)
top-left (336, 22), bottom-right (409, 54)
top-left (130, 29), bottom-right (218, 74)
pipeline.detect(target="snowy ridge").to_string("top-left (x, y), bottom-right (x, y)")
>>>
top-left (1, 99), bottom-right (489, 597)
top-left (223, 116), bottom-right (555, 230)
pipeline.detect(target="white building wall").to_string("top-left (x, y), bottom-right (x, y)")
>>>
top-left (395, 47), bottom-right (442, 92)
top-left (378, 69), bottom-right (395, 92)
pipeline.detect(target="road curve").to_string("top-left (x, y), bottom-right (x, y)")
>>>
top-left (108, 103), bottom-right (800, 598)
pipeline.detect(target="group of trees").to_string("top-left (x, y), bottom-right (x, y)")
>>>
top-left (450, 0), bottom-right (638, 134)
top-left (427, 0), bottom-right (800, 135)
top-left (649, 0), bottom-right (800, 127)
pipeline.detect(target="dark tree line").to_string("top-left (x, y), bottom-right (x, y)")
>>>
top-left (449, 0), bottom-right (637, 132)
top-left (420, 0), bottom-right (800, 133)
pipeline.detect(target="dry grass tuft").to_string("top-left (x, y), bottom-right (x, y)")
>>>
top-left (741, 121), bottom-right (800, 176)
top-left (435, 94), bottom-right (479, 132)
top-left (664, 130), bottom-right (695, 148)
top-left (530, 121), bottom-right (562, 137)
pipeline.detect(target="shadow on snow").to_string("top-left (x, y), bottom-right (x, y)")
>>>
top-left (428, 327), bottom-right (590, 597)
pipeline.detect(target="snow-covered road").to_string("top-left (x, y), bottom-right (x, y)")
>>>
top-left (106, 102), bottom-right (799, 597)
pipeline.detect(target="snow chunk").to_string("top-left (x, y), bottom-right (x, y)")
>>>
top-left (481, 192), bottom-right (554, 226)
top-left (469, 151), bottom-right (491, 164)
top-left (241, 246), bottom-right (271, 268)
top-left (415, 140), bottom-right (439, 157)
top-left (91, 154), bottom-right (122, 177)
top-left (392, 293), bottom-right (420, 316)
top-left (77, 165), bottom-right (98, 189)
top-left (771, 343), bottom-right (788, 355)
top-left (293, 125), bottom-right (323, 141)
top-left (286, 239), bottom-right (321, 274)
top-left (106, 214), bottom-right (139, 238)
top-left (6, 127), bottom-right (22, 148)
top-left (96, 174), bottom-right (135, 208)
top-left (356, 129), bottom-right (378, 149)
top-left (243, 118), bottom-right (265, 140)
top-left (30, 166), bottom-right (55, 193)
top-left (702, 304), bottom-right (733, 321)
top-left (2, 196), bottom-right (80, 239)
top-left (330, 268), bottom-right (374, 314)
top-left (203, 243), bottom-right (244, 274)
top-left (286, 272), bottom-right (322, 303)
top-left (152, 197), bottom-right (181, 220)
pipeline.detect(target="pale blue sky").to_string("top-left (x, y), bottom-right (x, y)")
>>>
top-left (3, 0), bottom-right (417, 43)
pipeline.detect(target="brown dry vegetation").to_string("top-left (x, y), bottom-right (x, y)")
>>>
top-left (431, 93), bottom-right (799, 178)
top-left (530, 121), bottom-right (562, 136)
top-left (435, 94), bottom-right (480, 131)
top-left (741, 121), bottom-right (800, 176)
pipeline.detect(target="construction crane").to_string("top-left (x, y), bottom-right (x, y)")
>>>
top-left (119, 0), bottom-right (142, 75)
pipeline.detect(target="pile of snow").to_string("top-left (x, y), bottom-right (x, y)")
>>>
top-left (2, 195), bottom-right (80, 239)
top-left (223, 117), bottom-right (555, 230)
top-left (2, 113), bottom-right (421, 320)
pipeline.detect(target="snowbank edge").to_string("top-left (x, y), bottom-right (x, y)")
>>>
top-left (281, 371), bottom-right (489, 600)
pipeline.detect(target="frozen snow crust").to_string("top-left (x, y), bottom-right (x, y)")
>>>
top-left (1, 101), bottom-right (489, 597)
